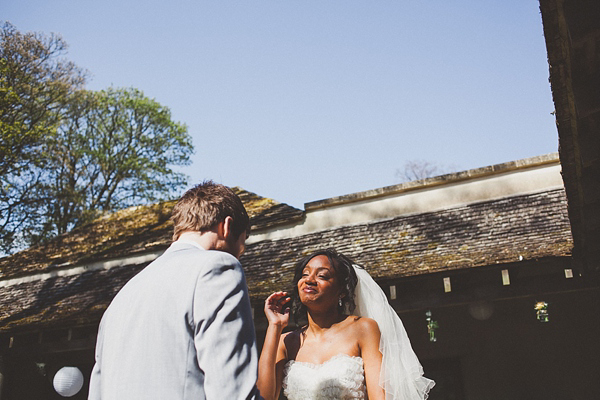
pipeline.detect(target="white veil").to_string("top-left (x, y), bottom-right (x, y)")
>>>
top-left (352, 265), bottom-right (435, 400)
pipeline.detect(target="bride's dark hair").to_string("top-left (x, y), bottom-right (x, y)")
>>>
top-left (290, 248), bottom-right (360, 326)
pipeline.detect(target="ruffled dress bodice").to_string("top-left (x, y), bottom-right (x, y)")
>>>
top-left (282, 354), bottom-right (366, 400)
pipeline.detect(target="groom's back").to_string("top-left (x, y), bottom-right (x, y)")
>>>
top-left (89, 242), bottom-right (258, 399)
top-left (90, 243), bottom-right (209, 399)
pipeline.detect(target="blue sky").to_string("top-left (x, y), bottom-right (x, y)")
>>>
top-left (2, 1), bottom-right (557, 209)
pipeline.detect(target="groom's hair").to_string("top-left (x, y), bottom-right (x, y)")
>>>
top-left (291, 248), bottom-right (359, 326)
top-left (171, 180), bottom-right (250, 241)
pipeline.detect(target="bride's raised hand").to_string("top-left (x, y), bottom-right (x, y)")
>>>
top-left (264, 291), bottom-right (290, 328)
top-left (259, 292), bottom-right (290, 400)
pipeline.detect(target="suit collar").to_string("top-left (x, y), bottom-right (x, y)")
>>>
top-left (170, 239), bottom-right (207, 252)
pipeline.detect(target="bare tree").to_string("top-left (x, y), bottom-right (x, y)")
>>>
top-left (395, 160), bottom-right (459, 183)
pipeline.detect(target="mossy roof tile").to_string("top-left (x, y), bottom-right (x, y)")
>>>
top-left (0, 188), bottom-right (303, 280)
top-left (0, 188), bottom-right (572, 333)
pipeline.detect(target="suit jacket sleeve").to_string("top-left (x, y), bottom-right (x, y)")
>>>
top-left (193, 252), bottom-right (262, 400)
top-left (88, 310), bottom-right (106, 400)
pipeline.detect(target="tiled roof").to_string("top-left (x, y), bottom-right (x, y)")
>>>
top-left (0, 263), bottom-right (144, 332)
top-left (0, 188), bottom-right (572, 333)
top-left (232, 187), bottom-right (304, 230)
top-left (0, 188), bottom-right (303, 280)
top-left (242, 188), bottom-right (573, 299)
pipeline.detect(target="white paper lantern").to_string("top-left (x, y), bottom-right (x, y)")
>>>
top-left (53, 366), bottom-right (84, 397)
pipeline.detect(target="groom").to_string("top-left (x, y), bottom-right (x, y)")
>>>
top-left (89, 181), bottom-right (262, 399)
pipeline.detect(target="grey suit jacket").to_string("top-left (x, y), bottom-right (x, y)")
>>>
top-left (88, 240), bottom-right (261, 399)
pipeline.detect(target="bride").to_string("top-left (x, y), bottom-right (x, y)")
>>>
top-left (257, 248), bottom-right (434, 400)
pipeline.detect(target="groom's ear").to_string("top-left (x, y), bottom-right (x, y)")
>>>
top-left (221, 216), bottom-right (234, 240)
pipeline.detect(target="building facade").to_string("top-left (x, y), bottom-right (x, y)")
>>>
top-left (1, 154), bottom-right (597, 399)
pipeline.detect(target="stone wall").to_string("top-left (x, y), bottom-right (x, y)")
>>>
top-left (540, 0), bottom-right (600, 274)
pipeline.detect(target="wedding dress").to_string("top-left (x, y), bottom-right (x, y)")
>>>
top-left (282, 354), bottom-right (366, 400)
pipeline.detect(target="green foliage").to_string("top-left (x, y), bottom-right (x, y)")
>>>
top-left (43, 87), bottom-right (193, 237)
top-left (0, 21), bottom-right (85, 176)
top-left (1, 21), bottom-right (85, 253)
top-left (0, 22), bottom-right (194, 254)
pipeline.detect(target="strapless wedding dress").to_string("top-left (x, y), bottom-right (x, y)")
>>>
top-left (282, 354), bottom-right (366, 400)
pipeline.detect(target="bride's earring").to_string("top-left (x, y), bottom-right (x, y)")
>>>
top-left (339, 297), bottom-right (343, 307)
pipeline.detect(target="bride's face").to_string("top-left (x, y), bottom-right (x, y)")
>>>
top-left (298, 255), bottom-right (342, 309)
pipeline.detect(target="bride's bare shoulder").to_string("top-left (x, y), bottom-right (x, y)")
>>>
top-left (347, 315), bottom-right (380, 334)
top-left (346, 316), bottom-right (381, 351)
